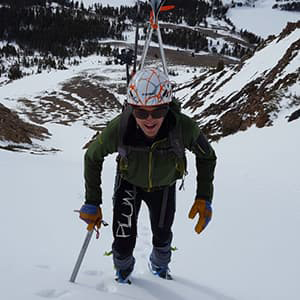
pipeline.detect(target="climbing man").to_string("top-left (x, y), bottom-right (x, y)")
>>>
top-left (79, 68), bottom-right (217, 283)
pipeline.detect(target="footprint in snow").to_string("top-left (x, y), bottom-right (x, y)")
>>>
top-left (35, 265), bottom-right (51, 270)
top-left (96, 281), bottom-right (117, 293)
top-left (36, 289), bottom-right (69, 298)
top-left (83, 269), bottom-right (103, 276)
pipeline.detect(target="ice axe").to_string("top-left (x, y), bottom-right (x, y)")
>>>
top-left (69, 211), bottom-right (108, 283)
top-left (139, 0), bottom-right (175, 76)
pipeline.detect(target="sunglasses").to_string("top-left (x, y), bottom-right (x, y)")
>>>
top-left (133, 106), bottom-right (169, 120)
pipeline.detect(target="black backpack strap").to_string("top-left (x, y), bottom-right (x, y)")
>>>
top-left (169, 121), bottom-right (187, 191)
top-left (118, 104), bottom-right (133, 159)
top-left (169, 124), bottom-right (185, 159)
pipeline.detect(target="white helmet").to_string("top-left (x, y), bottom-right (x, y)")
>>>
top-left (127, 68), bottom-right (172, 106)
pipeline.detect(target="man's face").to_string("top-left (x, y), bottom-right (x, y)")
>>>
top-left (132, 105), bottom-right (169, 139)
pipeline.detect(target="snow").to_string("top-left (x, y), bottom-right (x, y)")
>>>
top-left (0, 55), bottom-right (123, 110)
top-left (227, 0), bottom-right (300, 38)
top-left (189, 27), bottom-right (300, 116)
top-left (1, 52), bottom-right (300, 299)
top-left (1, 96), bottom-right (300, 299)
top-left (228, 28), bottom-right (300, 84)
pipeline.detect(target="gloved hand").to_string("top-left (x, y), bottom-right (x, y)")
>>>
top-left (188, 199), bottom-right (212, 234)
top-left (79, 204), bottom-right (102, 231)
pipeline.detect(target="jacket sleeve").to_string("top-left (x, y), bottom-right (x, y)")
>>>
top-left (191, 132), bottom-right (217, 203)
top-left (84, 116), bottom-right (120, 206)
top-left (182, 115), bottom-right (217, 203)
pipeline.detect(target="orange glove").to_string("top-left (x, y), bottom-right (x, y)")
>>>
top-left (188, 199), bottom-right (212, 234)
top-left (79, 204), bottom-right (102, 231)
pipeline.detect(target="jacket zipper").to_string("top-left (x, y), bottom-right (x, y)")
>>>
top-left (197, 144), bottom-right (206, 155)
top-left (148, 138), bottom-right (167, 191)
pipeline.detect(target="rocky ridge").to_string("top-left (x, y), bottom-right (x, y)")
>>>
top-left (179, 21), bottom-right (300, 141)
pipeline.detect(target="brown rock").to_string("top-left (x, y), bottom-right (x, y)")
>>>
top-left (288, 109), bottom-right (300, 122)
top-left (0, 103), bottom-right (49, 144)
top-left (220, 111), bottom-right (242, 135)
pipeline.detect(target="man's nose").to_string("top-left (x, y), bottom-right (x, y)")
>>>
top-left (145, 113), bottom-right (154, 120)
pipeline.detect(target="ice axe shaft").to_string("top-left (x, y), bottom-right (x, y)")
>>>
top-left (140, 1), bottom-right (171, 75)
top-left (70, 210), bottom-right (109, 283)
top-left (69, 230), bottom-right (93, 283)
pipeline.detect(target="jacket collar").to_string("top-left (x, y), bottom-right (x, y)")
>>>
top-left (124, 110), bottom-right (176, 147)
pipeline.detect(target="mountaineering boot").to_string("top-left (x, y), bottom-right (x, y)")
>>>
top-left (115, 267), bottom-right (133, 284)
top-left (148, 261), bottom-right (172, 280)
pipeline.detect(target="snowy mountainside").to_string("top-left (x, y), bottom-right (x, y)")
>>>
top-left (177, 21), bottom-right (300, 141)
top-left (1, 76), bottom-right (300, 300)
top-left (0, 0), bottom-right (299, 152)
top-left (0, 58), bottom-right (125, 152)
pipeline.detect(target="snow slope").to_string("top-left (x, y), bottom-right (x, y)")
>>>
top-left (177, 22), bottom-right (300, 140)
top-left (1, 61), bottom-right (300, 299)
top-left (201, 27), bottom-right (299, 110)
top-left (1, 104), bottom-right (299, 300)
top-left (227, 0), bottom-right (300, 38)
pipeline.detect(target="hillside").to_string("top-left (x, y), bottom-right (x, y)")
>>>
top-left (177, 21), bottom-right (300, 141)
top-left (1, 66), bottom-right (300, 300)
top-left (0, 0), bottom-right (299, 151)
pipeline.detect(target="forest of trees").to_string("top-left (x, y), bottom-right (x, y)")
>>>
top-left (159, 0), bottom-right (228, 26)
top-left (0, 1), bottom-right (128, 57)
top-left (273, 1), bottom-right (300, 12)
top-left (159, 28), bottom-right (209, 52)
top-left (240, 30), bottom-right (263, 45)
top-left (0, 0), bottom-right (260, 80)
top-left (0, 0), bottom-right (255, 58)
top-left (0, 0), bottom-right (75, 8)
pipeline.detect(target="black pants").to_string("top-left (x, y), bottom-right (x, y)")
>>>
top-left (112, 176), bottom-right (176, 271)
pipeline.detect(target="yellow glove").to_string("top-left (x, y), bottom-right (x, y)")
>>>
top-left (79, 204), bottom-right (102, 231)
top-left (188, 199), bottom-right (212, 234)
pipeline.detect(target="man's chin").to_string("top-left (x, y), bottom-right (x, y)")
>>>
top-left (143, 127), bottom-right (158, 138)
top-left (145, 131), bottom-right (157, 138)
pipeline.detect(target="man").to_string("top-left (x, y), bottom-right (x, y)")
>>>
top-left (79, 68), bottom-right (217, 283)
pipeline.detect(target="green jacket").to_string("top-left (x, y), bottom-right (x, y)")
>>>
top-left (84, 107), bottom-right (216, 205)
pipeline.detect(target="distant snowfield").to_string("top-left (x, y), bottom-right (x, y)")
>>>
top-left (83, 0), bottom-right (300, 38)
top-left (227, 0), bottom-right (300, 38)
